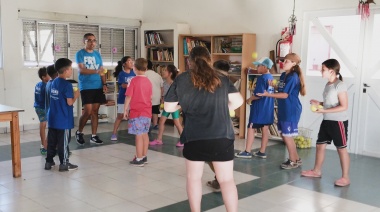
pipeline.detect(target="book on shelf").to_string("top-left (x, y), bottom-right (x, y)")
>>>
top-left (145, 31), bottom-right (164, 45)
top-left (183, 37), bottom-right (210, 54)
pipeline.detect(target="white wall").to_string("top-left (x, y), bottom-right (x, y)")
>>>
top-left (0, 0), bottom-right (359, 131)
top-left (0, 0), bottom-right (143, 130)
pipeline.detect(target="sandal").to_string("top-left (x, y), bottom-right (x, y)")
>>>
top-left (334, 177), bottom-right (350, 187)
top-left (301, 170), bottom-right (322, 178)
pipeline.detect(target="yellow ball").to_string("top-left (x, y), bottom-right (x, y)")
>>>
top-left (229, 110), bottom-right (235, 117)
top-left (318, 105), bottom-right (323, 109)
top-left (160, 103), bottom-right (164, 110)
top-left (310, 105), bottom-right (317, 112)
top-left (103, 68), bottom-right (108, 74)
top-left (73, 87), bottom-right (78, 92)
top-left (251, 52), bottom-right (258, 59)
top-left (272, 79), bottom-right (278, 86)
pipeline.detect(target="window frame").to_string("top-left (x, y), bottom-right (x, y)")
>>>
top-left (21, 19), bottom-right (138, 68)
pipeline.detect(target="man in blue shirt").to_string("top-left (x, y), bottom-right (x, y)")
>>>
top-left (75, 33), bottom-right (107, 145)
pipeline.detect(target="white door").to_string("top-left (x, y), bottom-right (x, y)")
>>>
top-left (302, 9), bottom-right (364, 152)
top-left (357, 10), bottom-right (380, 157)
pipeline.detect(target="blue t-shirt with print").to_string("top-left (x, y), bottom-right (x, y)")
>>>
top-left (34, 81), bottom-right (47, 109)
top-left (277, 72), bottom-right (302, 123)
top-left (47, 78), bottom-right (74, 129)
top-left (117, 70), bottom-right (136, 104)
top-left (75, 49), bottom-right (103, 90)
top-left (249, 73), bottom-right (274, 125)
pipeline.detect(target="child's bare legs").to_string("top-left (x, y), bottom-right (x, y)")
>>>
top-left (156, 116), bottom-right (167, 141)
top-left (173, 118), bottom-right (183, 135)
top-left (152, 113), bottom-right (159, 127)
top-left (337, 147), bottom-right (350, 180)
top-left (142, 133), bottom-right (149, 156)
top-left (112, 113), bottom-right (124, 135)
top-left (259, 126), bottom-right (269, 153)
top-left (282, 135), bottom-right (299, 162)
top-left (40, 121), bottom-right (47, 149)
top-left (186, 160), bottom-right (204, 212)
top-left (244, 126), bottom-right (255, 152)
top-left (135, 134), bottom-right (144, 158)
top-left (310, 143), bottom-right (327, 174)
top-left (213, 161), bottom-right (238, 212)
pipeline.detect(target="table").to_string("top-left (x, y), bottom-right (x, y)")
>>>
top-left (0, 104), bottom-right (24, 178)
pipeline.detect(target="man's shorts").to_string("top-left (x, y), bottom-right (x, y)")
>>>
top-left (161, 109), bottom-right (180, 119)
top-left (80, 89), bottom-right (106, 106)
top-left (317, 120), bottom-right (348, 149)
top-left (277, 121), bottom-right (298, 137)
top-left (152, 105), bottom-right (160, 114)
top-left (128, 117), bottom-right (151, 135)
top-left (35, 107), bottom-right (47, 122)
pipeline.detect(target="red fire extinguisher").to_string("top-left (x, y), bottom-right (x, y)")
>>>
top-left (276, 39), bottom-right (292, 58)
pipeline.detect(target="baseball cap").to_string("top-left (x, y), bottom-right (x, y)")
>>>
top-left (253, 57), bottom-right (274, 69)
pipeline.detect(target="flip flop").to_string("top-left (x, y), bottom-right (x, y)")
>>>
top-left (334, 177), bottom-right (350, 187)
top-left (301, 170), bottom-right (322, 178)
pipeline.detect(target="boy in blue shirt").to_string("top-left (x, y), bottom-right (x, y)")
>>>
top-left (45, 58), bottom-right (80, 172)
top-left (34, 67), bottom-right (51, 155)
top-left (45, 64), bottom-right (58, 112)
top-left (235, 57), bottom-right (274, 159)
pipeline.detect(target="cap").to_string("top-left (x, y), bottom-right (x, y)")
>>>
top-left (285, 53), bottom-right (301, 65)
top-left (253, 57), bottom-right (274, 69)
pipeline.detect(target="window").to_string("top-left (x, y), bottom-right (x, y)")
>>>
top-left (22, 20), bottom-right (137, 67)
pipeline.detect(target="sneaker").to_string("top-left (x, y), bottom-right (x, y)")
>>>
top-left (40, 148), bottom-right (47, 155)
top-left (281, 159), bottom-right (299, 169)
top-left (149, 139), bottom-right (163, 146)
top-left (235, 151), bottom-right (252, 158)
top-left (206, 179), bottom-right (221, 192)
top-left (90, 135), bottom-right (103, 145)
top-left (130, 158), bottom-right (144, 167)
top-left (59, 163), bottom-right (78, 172)
top-left (253, 151), bottom-right (267, 159)
top-left (75, 130), bottom-right (85, 145)
top-left (176, 141), bottom-right (184, 147)
top-left (142, 156), bottom-right (148, 164)
top-left (152, 125), bottom-right (159, 130)
top-left (110, 134), bottom-right (117, 142)
top-left (44, 161), bottom-right (55, 170)
top-left (296, 158), bottom-right (303, 166)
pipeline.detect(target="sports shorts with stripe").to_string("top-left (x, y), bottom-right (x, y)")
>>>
top-left (316, 120), bottom-right (348, 148)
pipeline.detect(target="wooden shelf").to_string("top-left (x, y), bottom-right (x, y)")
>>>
top-left (151, 60), bottom-right (174, 63)
top-left (145, 44), bottom-right (173, 48)
top-left (212, 53), bottom-right (242, 56)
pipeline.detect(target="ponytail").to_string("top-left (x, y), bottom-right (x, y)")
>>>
top-left (322, 59), bottom-right (343, 81)
top-left (113, 56), bottom-right (131, 78)
top-left (290, 65), bottom-right (306, 96)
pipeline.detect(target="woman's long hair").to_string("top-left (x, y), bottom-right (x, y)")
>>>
top-left (285, 53), bottom-right (306, 96)
top-left (113, 56), bottom-right (131, 78)
top-left (322, 59), bottom-right (343, 81)
top-left (189, 46), bottom-right (221, 93)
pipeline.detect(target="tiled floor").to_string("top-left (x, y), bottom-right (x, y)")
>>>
top-left (0, 122), bottom-right (379, 212)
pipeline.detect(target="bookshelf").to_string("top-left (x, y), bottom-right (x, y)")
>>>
top-left (141, 23), bottom-right (190, 74)
top-left (246, 73), bottom-right (282, 141)
top-left (178, 33), bottom-right (256, 139)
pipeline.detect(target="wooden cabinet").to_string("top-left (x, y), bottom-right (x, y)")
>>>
top-left (141, 23), bottom-right (190, 73)
top-left (178, 33), bottom-right (256, 138)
